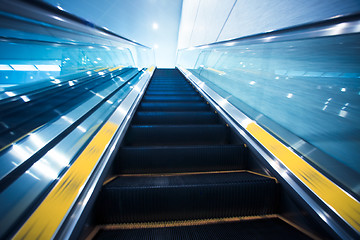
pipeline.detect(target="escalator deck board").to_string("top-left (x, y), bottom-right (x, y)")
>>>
top-left (93, 217), bottom-right (312, 240)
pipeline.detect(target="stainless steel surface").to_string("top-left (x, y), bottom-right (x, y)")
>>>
top-left (179, 12), bottom-right (360, 49)
top-left (55, 67), bottom-right (154, 239)
top-left (0, 68), bottom-right (143, 239)
top-left (0, 0), bottom-right (150, 49)
top-left (178, 66), bottom-right (358, 239)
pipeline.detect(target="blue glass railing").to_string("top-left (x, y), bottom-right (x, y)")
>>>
top-left (177, 13), bottom-right (360, 198)
top-left (0, 0), bottom-right (154, 89)
top-left (0, 1), bottom-right (155, 238)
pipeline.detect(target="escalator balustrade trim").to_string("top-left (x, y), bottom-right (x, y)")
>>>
top-left (246, 121), bottom-right (360, 233)
top-left (181, 66), bottom-right (360, 235)
top-left (11, 67), bottom-right (155, 240)
top-left (13, 122), bottom-right (119, 240)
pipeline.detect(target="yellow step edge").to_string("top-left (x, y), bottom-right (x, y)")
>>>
top-left (100, 215), bottom-right (278, 230)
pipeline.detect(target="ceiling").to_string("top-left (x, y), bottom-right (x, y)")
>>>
top-left (44, 0), bottom-right (360, 68)
top-left (44, 0), bottom-right (183, 68)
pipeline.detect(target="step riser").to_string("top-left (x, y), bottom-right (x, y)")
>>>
top-left (124, 125), bottom-right (230, 146)
top-left (139, 103), bottom-right (210, 112)
top-left (143, 96), bottom-right (202, 101)
top-left (117, 145), bottom-right (247, 173)
top-left (97, 174), bottom-right (278, 223)
top-left (133, 112), bottom-right (219, 125)
top-left (145, 92), bottom-right (197, 96)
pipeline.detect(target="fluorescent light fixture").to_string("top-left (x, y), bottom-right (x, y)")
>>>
top-left (35, 65), bottom-right (61, 71)
top-left (0, 64), bottom-right (13, 71)
top-left (10, 65), bottom-right (38, 71)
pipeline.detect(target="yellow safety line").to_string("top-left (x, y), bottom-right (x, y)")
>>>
top-left (94, 67), bottom-right (109, 72)
top-left (147, 66), bottom-right (155, 73)
top-left (206, 67), bottom-right (226, 75)
top-left (13, 122), bottom-right (119, 239)
top-left (246, 122), bottom-right (360, 232)
top-left (109, 65), bottom-right (124, 72)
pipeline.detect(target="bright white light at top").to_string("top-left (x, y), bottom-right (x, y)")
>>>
top-left (20, 95), bottom-right (30, 102)
top-left (287, 93), bottom-right (293, 98)
top-left (97, 58), bottom-right (102, 61)
top-left (5, 91), bottom-right (16, 97)
top-left (57, 5), bottom-right (64, 11)
top-left (35, 65), bottom-right (61, 71)
top-left (0, 64), bottom-right (13, 71)
top-left (154, 44), bottom-right (159, 49)
top-left (330, 23), bottom-right (348, 35)
top-left (51, 79), bottom-right (61, 84)
top-left (249, 81), bottom-right (256, 85)
top-left (10, 65), bottom-right (38, 71)
top-left (225, 42), bottom-right (236, 46)
top-left (341, 88), bottom-right (346, 92)
top-left (53, 16), bottom-right (64, 22)
top-left (152, 22), bottom-right (159, 30)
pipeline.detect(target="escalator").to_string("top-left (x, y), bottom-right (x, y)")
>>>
top-left (87, 69), bottom-right (314, 239)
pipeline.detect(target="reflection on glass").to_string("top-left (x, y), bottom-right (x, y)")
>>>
top-left (178, 33), bottom-right (360, 197)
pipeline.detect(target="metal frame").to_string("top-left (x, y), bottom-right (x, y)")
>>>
top-left (55, 67), bottom-right (154, 239)
top-left (178, 12), bottom-right (360, 50)
top-left (178, 66), bottom-right (359, 239)
top-left (0, 0), bottom-right (150, 49)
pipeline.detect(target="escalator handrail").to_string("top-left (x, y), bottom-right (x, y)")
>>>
top-left (178, 12), bottom-right (360, 50)
top-left (0, 0), bottom-right (151, 49)
top-left (177, 66), bottom-right (360, 239)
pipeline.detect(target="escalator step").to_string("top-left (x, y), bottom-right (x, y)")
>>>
top-left (139, 102), bottom-right (209, 111)
top-left (145, 91), bottom-right (197, 95)
top-left (132, 111), bottom-right (219, 125)
top-left (117, 145), bottom-right (246, 173)
top-left (96, 172), bottom-right (278, 223)
top-left (124, 125), bottom-right (230, 146)
top-left (142, 95), bottom-right (202, 102)
top-left (93, 218), bottom-right (312, 240)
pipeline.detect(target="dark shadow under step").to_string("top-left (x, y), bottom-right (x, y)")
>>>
top-left (117, 145), bottom-right (247, 173)
top-left (132, 111), bottom-right (219, 125)
top-left (124, 125), bottom-right (230, 146)
top-left (139, 102), bottom-right (210, 111)
top-left (142, 95), bottom-right (202, 102)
